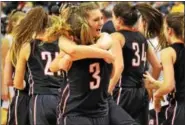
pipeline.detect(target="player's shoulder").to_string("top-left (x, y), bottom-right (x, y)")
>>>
top-left (111, 32), bottom-right (125, 46)
top-left (160, 47), bottom-right (176, 63)
top-left (161, 47), bottom-right (175, 57)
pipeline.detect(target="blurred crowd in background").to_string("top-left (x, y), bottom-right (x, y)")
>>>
top-left (1, 1), bottom-right (184, 35)
top-left (0, 1), bottom-right (184, 124)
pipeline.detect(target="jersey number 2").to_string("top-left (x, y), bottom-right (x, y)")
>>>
top-left (89, 63), bottom-right (101, 90)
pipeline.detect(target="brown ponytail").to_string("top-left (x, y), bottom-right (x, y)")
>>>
top-left (10, 6), bottom-right (49, 66)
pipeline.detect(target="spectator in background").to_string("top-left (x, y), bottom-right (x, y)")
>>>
top-left (21, 2), bottom-right (33, 13)
top-left (152, 2), bottom-right (174, 14)
top-left (170, 2), bottom-right (184, 13)
top-left (1, 17), bottom-right (7, 35)
top-left (48, 1), bottom-right (60, 14)
top-left (50, 5), bottom-right (60, 16)
top-left (101, 3), bottom-right (115, 34)
top-left (2, 2), bottom-right (19, 15)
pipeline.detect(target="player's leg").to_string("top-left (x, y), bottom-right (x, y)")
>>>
top-left (15, 91), bottom-right (30, 125)
top-left (113, 87), bottom-right (149, 125)
top-left (29, 95), bottom-right (59, 125)
top-left (162, 101), bottom-right (185, 125)
top-left (108, 96), bottom-right (140, 125)
top-left (59, 116), bottom-right (92, 125)
top-left (93, 115), bottom-right (109, 125)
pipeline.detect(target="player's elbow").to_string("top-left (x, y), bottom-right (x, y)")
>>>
top-left (66, 47), bottom-right (77, 56)
top-left (153, 63), bottom-right (162, 72)
top-left (119, 64), bottom-right (124, 73)
top-left (163, 83), bottom-right (175, 94)
top-left (116, 61), bottom-right (124, 73)
top-left (114, 63), bottom-right (123, 78)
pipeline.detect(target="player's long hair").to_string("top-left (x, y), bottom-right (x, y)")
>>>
top-left (60, 2), bottom-right (100, 45)
top-left (10, 6), bottom-right (48, 66)
top-left (136, 3), bottom-right (163, 39)
top-left (157, 12), bottom-right (184, 49)
top-left (113, 2), bottom-right (139, 27)
top-left (6, 10), bottom-right (25, 34)
top-left (46, 15), bottom-right (71, 39)
top-left (135, 3), bottom-right (165, 49)
top-left (166, 12), bottom-right (184, 42)
top-left (10, 6), bottom-right (70, 66)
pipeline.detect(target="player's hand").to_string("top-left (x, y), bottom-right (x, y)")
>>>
top-left (108, 84), bottom-right (115, 95)
top-left (144, 79), bottom-right (157, 90)
top-left (143, 71), bottom-right (156, 83)
top-left (143, 72), bottom-right (160, 90)
top-left (153, 95), bottom-right (163, 112)
top-left (1, 85), bottom-right (9, 101)
top-left (58, 54), bottom-right (72, 71)
top-left (146, 88), bottom-right (153, 101)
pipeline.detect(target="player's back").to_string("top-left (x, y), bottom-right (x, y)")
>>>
top-left (112, 30), bottom-right (149, 125)
top-left (118, 30), bottom-right (148, 87)
top-left (170, 43), bottom-right (185, 102)
top-left (27, 39), bottom-right (63, 95)
top-left (63, 58), bottom-right (112, 117)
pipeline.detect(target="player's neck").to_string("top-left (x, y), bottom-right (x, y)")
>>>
top-left (36, 33), bottom-right (55, 42)
top-left (170, 36), bottom-right (183, 44)
top-left (119, 25), bottom-right (137, 32)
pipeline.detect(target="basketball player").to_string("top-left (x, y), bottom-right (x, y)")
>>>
top-left (1, 10), bottom-right (25, 104)
top-left (51, 2), bottom-right (139, 125)
top-left (144, 12), bottom-right (185, 125)
top-left (109, 2), bottom-right (162, 125)
top-left (1, 11), bottom-right (30, 125)
top-left (12, 6), bottom-right (115, 125)
top-left (4, 51), bottom-right (30, 125)
top-left (11, 7), bottom-right (65, 125)
top-left (135, 3), bottom-right (168, 125)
